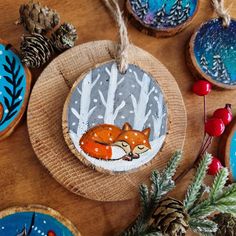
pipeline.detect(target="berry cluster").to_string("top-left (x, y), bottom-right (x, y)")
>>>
top-left (192, 80), bottom-right (233, 175)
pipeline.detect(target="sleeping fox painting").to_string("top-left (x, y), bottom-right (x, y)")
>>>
top-left (79, 123), bottom-right (151, 161)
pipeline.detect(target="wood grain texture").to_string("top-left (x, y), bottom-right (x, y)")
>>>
top-left (28, 41), bottom-right (186, 199)
top-left (0, 0), bottom-right (235, 235)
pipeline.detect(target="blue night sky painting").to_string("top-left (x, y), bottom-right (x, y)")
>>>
top-left (0, 43), bottom-right (27, 132)
top-left (0, 211), bottom-right (74, 236)
top-left (129, 0), bottom-right (198, 28)
top-left (193, 18), bottom-right (236, 85)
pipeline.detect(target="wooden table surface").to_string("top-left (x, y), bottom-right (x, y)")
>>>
top-left (0, 0), bottom-right (235, 235)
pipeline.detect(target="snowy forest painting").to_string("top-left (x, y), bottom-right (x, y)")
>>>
top-left (194, 18), bottom-right (236, 85)
top-left (0, 211), bottom-right (74, 236)
top-left (66, 62), bottom-right (167, 173)
top-left (129, 0), bottom-right (198, 28)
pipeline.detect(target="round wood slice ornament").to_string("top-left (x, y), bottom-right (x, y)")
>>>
top-left (63, 61), bottom-right (168, 174)
top-left (188, 18), bottom-right (236, 89)
top-left (188, 1), bottom-right (236, 89)
top-left (125, 0), bottom-right (199, 37)
top-left (0, 39), bottom-right (31, 140)
top-left (219, 119), bottom-right (236, 182)
top-left (0, 205), bottom-right (81, 236)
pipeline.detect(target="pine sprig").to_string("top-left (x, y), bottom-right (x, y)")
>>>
top-left (189, 218), bottom-right (218, 235)
top-left (189, 183), bottom-right (236, 219)
top-left (183, 153), bottom-right (212, 210)
top-left (120, 151), bottom-right (182, 236)
top-left (209, 168), bottom-right (228, 201)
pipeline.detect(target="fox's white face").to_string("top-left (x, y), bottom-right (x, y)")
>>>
top-left (113, 123), bottom-right (151, 159)
top-left (114, 141), bottom-right (150, 155)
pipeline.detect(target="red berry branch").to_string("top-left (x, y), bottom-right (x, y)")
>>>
top-left (177, 80), bottom-right (233, 180)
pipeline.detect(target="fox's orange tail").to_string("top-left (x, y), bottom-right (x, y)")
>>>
top-left (80, 137), bottom-right (112, 160)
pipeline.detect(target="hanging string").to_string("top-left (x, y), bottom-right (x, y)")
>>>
top-left (212, 0), bottom-right (231, 27)
top-left (103, 0), bottom-right (129, 73)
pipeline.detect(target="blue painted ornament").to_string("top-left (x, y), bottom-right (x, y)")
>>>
top-left (0, 40), bottom-right (31, 140)
top-left (126, 0), bottom-right (199, 37)
top-left (0, 205), bottom-right (80, 236)
top-left (189, 18), bottom-right (236, 88)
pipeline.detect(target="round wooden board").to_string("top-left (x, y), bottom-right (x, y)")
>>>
top-left (0, 39), bottom-right (31, 140)
top-left (187, 18), bottom-right (236, 89)
top-left (27, 40), bottom-right (187, 201)
top-left (125, 0), bottom-right (199, 37)
top-left (0, 205), bottom-right (81, 235)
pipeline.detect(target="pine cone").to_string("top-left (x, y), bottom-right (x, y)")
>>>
top-left (20, 33), bottom-right (54, 68)
top-left (213, 213), bottom-right (236, 236)
top-left (51, 23), bottom-right (78, 52)
top-left (18, 1), bottom-right (60, 34)
top-left (150, 197), bottom-right (189, 236)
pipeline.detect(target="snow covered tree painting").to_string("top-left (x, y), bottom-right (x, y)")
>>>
top-left (193, 18), bottom-right (236, 86)
top-left (129, 0), bottom-right (198, 29)
top-left (199, 54), bottom-right (231, 84)
top-left (0, 209), bottom-right (76, 236)
top-left (65, 62), bottom-right (167, 173)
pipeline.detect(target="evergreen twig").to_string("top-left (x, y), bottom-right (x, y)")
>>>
top-left (120, 151), bottom-right (182, 236)
top-left (189, 218), bottom-right (218, 235)
top-left (183, 153), bottom-right (212, 210)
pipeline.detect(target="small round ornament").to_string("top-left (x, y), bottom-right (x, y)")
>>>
top-left (63, 61), bottom-right (168, 174)
top-left (125, 0), bottom-right (199, 37)
top-left (0, 39), bottom-right (31, 140)
top-left (188, 1), bottom-right (236, 89)
top-left (0, 205), bottom-right (80, 236)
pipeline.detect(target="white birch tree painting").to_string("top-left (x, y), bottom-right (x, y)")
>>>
top-left (66, 62), bottom-right (167, 173)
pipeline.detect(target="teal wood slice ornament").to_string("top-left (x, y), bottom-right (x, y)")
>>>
top-left (0, 205), bottom-right (81, 236)
top-left (125, 0), bottom-right (199, 37)
top-left (63, 62), bottom-right (168, 174)
top-left (0, 39), bottom-right (31, 140)
top-left (188, 18), bottom-right (236, 89)
top-left (220, 119), bottom-right (236, 182)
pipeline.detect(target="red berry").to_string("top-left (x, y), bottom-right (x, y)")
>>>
top-left (213, 104), bottom-right (233, 125)
top-left (47, 231), bottom-right (56, 236)
top-left (205, 118), bottom-right (225, 137)
top-left (192, 80), bottom-right (212, 96)
top-left (208, 157), bottom-right (223, 175)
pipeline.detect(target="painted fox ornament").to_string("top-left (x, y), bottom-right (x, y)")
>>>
top-left (80, 123), bottom-right (151, 161)
top-left (63, 61), bottom-right (168, 174)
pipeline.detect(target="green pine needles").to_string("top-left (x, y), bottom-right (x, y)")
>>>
top-left (121, 152), bottom-right (236, 236)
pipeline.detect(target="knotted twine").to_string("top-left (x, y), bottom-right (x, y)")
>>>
top-left (103, 0), bottom-right (129, 73)
top-left (212, 0), bottom-right (231, 27)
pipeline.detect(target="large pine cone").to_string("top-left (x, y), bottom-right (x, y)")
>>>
top-left (151, 197), bottom-right (189, 236)
top-left (20, 33), bottom-right (54, 68)
top-left (18, 1), bottom-right (60, 34)
top-left (51, 23), bottom-right (78, 52)
top-left (213, 213), bottom-right (236, 236)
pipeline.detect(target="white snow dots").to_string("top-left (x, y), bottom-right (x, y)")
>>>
top-left (109, 137), bottom-right (113, 141)
top-left (0, 50), bottom-right (3, 55)
top-left (93, 99), bottom-right (98, 103)
top-left (98, 115), bottom-right (103, 119)
top-left (124, 136), bottom-right (128, 139)
top-left (95, 148), bottom-right (99, 152)
top-left (143, 140), bottom-right (147, 144)
top-left (108, 127), bottom-right (112, 130)
top-left (134, 132), bottom-right (138, 136)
